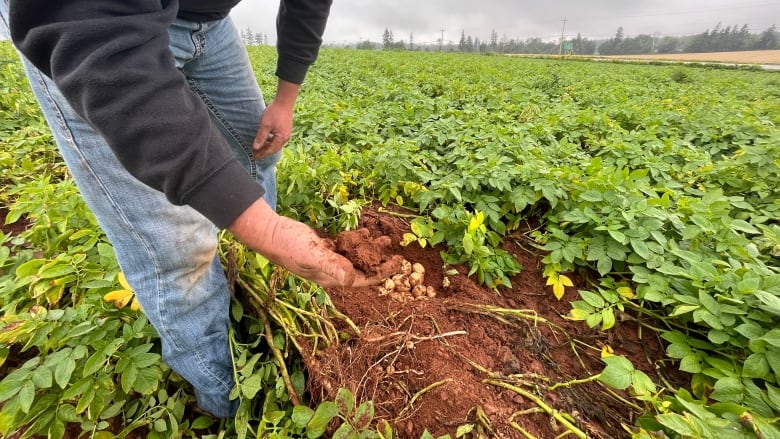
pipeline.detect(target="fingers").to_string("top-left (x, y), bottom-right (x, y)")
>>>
top-left (350, 273), bottom-right (385, 288)
top-left (253, 131), bottom-right (286, 160)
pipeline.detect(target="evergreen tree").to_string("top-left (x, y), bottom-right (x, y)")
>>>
top-left (756, 25), bottom-right (778, 49)
top-left (382, 28), bottom-right (394, 50)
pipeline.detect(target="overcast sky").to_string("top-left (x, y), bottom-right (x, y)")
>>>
top-left (231, 0), bottom-right (779, 45)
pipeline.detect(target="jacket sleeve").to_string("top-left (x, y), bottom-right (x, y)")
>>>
top-left (275, 0), bottom-right (332, 84)
top-left (9, 0), bottom-right (264, 229)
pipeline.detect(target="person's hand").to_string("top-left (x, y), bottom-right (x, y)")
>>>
top-left (253, 80), bottom-right (300, 160)
top-left (228, 198), bottom-right (388, 288)
top-left (253, 101), bottom-right (292, 160)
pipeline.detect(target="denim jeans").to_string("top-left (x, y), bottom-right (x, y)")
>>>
top-left (1, 4), bottom-right (279, 417)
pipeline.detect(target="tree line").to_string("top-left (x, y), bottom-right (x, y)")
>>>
top-left (238, 23), bottom-right (778, 55)
top-left (599, 24), bottom-right (778, 55)
top-left (350, 24), bottom-right (778, 55)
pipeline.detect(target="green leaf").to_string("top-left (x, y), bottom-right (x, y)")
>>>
top-left (630, 238), bottom-right (651, 259)
top-left (462, 233), bottom-right (474, 255)
top-left (755, 291), bottom-right (780, 315)
top-left (601, 308), bottom-right (616, 330)
top-left (133, 367), bottom-right (161, 395)
top-left (31, 368), bottom-right (52, 389)
top-left (730, 219), bottom-right (759, 234)
top-left (710, 377), bottom-right (744, 404)
top-left (596, 256), bottom-right (612, 276)
top-left (579, 190), bottom-right (603, 202)
top-left (292, 405), bottom-right (315, 428)
top-left (54, 358), bottom-right (76, 389)
top-left (679, 354), bottom-right (703, 373)
top-left (49, 418), bottom-right (66, 439)
top-left (760, 328), bottom-right (780, 348)
top-left (608, 229), bottom-right (627, 244)
top-left (707, 329), bottom-right (730, 345)
top-left (191, 416), bottom-right (216, 430)
top-left (599, 361), bottom-right (632, 390)
top-left (39, 264), bottom-right (75, 279)
top-left (742, 353), bottom-right (770, 379)
top-left (19, 381), bottom-right (35, 413)
top-left (580, 290), bottom-right (605, 308)
top-left (766, 384), bottom-right (780, 412)
top-left (656, 413), bottom-right (695, 436)
top-left (61, 376), bottom-right (92, 400)
top-left (121, 366), bottom-right (138, 394)
top-left (631, 369), bottom-right (657, 397)
top-left (307, 401), bottom-right (338, 438)
top-left (240, 374), bottom-right (262, 399)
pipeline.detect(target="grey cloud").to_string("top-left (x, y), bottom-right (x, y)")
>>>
top-left (230, 0), bottom-right (780, 44)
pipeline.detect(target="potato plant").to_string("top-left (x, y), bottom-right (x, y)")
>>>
top-left (2, 40), bottom-right (780, 438)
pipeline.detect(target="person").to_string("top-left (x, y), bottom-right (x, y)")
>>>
top-left (1, 0), bottom-right (380, 418)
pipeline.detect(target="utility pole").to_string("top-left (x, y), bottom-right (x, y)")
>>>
top-left (558, 17), bottom-right (568, 56)
top-left (440, 29), bottom-right (445, 52)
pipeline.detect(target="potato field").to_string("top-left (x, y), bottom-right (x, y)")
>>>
top-left (1, 42), bottom-right (780, 438)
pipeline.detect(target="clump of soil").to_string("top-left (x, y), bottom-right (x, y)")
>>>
top-left (301, 206), bottom-right (685, 439)
top-left (335, 227), bottom-right (402, 278)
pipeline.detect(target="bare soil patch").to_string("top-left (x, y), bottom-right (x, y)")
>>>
top-left (603, 49), bottom-right (780, 65)
top-left (303, 206), bottom-right (686, 438)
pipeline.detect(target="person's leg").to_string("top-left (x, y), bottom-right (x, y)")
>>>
top-left (1, 5), bottom-right (239, 417)
top-left (177, 16), bottom-right (281, 211)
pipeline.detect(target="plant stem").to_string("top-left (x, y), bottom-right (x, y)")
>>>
top-left (548, 374), bottom-right (601, 391)
top-left (259, 307), bottom-right (300, 405)
top-left (396, 378), bottom-right (453, 419)
top-left (485, 379), bottom-right (588, 439)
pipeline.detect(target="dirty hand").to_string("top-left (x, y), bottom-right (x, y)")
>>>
top-left (228, 199), bottom-right (384, 288)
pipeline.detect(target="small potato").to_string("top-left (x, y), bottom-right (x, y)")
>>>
top-left (409, 272), bottom-right (424, 287)
top-left (384, 278), bottom-right (396, 291)
top-left (442, 277), bottom-right (451, 288)
top-left (412, 284), bottom-right (427, 298)
top-left (426, 286), bottom-right (437, 298)
top-left (378, 287), bottom-right (389, 296)
top-left (393, 276), bottom-right (411, 292)
top-left (400, 259), bottom-right (412, 276)
top-left (412, 263), bottom-right (425, 274)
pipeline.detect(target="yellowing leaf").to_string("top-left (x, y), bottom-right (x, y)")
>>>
top-left (117, 271), bottom-right (133, 292)
top-left (559, 275), bottom-right (574, 287)
top-left (553, 282), bottom-right (565, 300)
top-left (601, 345), bottom-right (615, 358)
top-left (568, 308), bottom-right (589, 320)
top-left (130, 298), bottom-right (143, 312)
top-left (103, 289), bottom-right (134, 308)
top-left (400, 233), bottom-right (417, 247)
top-left (617, 286), bottom-right (635, 299)
top-left (546, 273), bottom-right (571, 300)
top-left (468, 212), bottom-right (484, 232)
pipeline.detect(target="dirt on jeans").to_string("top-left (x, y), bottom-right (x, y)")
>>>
top-left (300, 206), bottom-right (686, 439)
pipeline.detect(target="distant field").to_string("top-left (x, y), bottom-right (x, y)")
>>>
top-left (603, 49), bottom-right (780, 65)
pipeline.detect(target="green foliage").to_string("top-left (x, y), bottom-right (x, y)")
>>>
top-left (3, 41), bottom-right (780, 438)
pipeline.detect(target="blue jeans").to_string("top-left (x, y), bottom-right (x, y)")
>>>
top-left (1, 5), bottom-right (280, 417)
